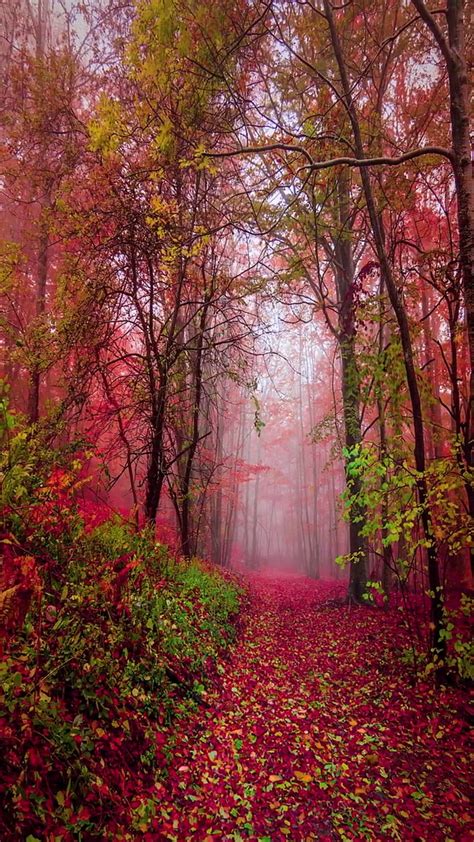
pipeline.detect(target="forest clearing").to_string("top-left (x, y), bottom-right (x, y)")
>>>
top-left (0, 0), bottom-right (473, 839)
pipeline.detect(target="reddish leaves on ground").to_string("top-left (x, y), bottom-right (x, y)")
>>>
top-left (154, 576), bottom-right (472, 841)
top-left (1, 574), bottom-right (472, 840)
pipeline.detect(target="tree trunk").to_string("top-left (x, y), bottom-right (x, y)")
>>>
top-left (340, 334), bottom-right (368, 602)
top-left (144, 383), bottom-right (167, 523)
top-left (333, 171), bottom-right (368, 602)
top-left (179, 295), bottom-right (210, 558)
top-left (324, 0), bottom-right (446, 664)
top-left (27, 210), bottom-right (49, 424)
top-left (411, 0), bottom-right (474, 577)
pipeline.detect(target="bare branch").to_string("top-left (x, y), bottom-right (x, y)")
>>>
top-left (202, 143), bottom-right (455, 169)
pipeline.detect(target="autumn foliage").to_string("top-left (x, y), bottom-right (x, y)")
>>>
top-left (0, 0), bottom-right (473, 839)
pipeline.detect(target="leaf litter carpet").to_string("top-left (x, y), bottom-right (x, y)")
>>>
top-left (155, 576), bottom-right (472, 841)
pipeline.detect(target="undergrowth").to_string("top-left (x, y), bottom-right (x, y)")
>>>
top-left (0, 447), bottom-right (242, 840)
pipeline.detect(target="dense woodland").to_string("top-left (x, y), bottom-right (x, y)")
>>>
top-left (0, 0), bottom-right (472, 839)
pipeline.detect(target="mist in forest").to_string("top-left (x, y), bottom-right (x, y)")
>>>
top-left (228, 326), bottom-right (348, 578)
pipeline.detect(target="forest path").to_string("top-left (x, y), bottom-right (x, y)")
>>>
top-left (156, 576), bottom-right (470, 841)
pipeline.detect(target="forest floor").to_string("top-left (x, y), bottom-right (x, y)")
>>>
top-left (155, 576), bottom-right (472, 842)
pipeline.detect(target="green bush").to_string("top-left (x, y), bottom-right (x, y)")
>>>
top-left (0, 505), bottom-right (242, 839)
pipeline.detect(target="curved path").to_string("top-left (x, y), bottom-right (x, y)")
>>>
top-left (156, 576), bottom-right (471, 841)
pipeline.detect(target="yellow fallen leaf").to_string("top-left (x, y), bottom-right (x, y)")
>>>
top-left (269, 774), bottom-right (282, 782)
top-left (294, 771), bottom-right (313, 783)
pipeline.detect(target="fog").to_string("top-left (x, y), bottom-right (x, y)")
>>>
top-left (213, 311), bottom-right (349, 579)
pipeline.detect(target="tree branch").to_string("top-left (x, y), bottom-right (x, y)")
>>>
top-left (202, 143), bottom-right (455, 168)
top-left (410, 0), bottom-right (453, 65)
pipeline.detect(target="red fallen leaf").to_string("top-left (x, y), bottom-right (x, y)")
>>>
top-left (145, 576), bottom-right (471, 840)
top-left (28, 747), bottom-right (43, 768)
top-left (4, 572), bottom-right (471, 840)
top-left (14, 797), bottom-right (34, 817)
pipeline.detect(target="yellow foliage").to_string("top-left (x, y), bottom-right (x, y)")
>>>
top-left (0, 241), bottom-right (23, 294)
top-left (88, 95), bottom-right (124, 156)
top-left (294, 770), bottom-right (313, 783)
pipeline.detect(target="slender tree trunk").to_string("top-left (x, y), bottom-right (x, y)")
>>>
top-left (99, 365), bottom-right (139, 525)
top-left (297, 329), bottom-right (316, 574)
top-left (378, 285), bottom-right (393, 596)
top-left (333, 171), bottom-right (368, 602)
top-left (211, 419), bottom-right (223, 565)
top-left (421, 285), bottom-right (443, 459)
top-left (411, 0), bottom-right (474, 579)
top-left (324, 0), bottom-right (446, 663)
top-left (340, 335), bottom-right (368, 600)
top-left (179, 295), bottom-right (210, 557)
top-left (28, 211), bottom-right (49, 424)
top-left (27, 2), bottom-right (52, 425)
top-left (221, 400), bottom-right (246, 567)
top-left (243, 422), bottom-right (252, 564)
top-left (144, 386), bottom-right (168, 523)
top-left (250, 435), bottom-right (261, 568)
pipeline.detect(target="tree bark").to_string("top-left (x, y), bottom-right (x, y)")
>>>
top-left (179, 293), bottom-right (210, 557)
top-left (324, 0), bottom-right (446, 663)
top-left (333, 171), bottom-right (368, 602)
top-left (411, 0), bottom-right (474, 576)
top-left (28, 217), bottom-right (49, 425)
